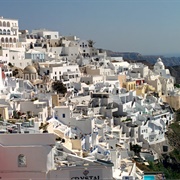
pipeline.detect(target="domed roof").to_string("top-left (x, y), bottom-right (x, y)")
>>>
top-left (23, 65), bottom-right (37, 74)
top-left (154, 58), bottom-right (165, 69)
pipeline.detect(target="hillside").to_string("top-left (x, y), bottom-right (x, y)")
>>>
top-left (122, 59), bottom-right (180, 84)
top-left (136, 111), bottom-right (180, 179)
top-left (106, 50), bottom-right (180, 67)
top-left (168, 66), bottom-right (180, 84)
top-left (124, 59), bottom-right (154, 70)
top-left (105, 50), bottom-right (180, 83)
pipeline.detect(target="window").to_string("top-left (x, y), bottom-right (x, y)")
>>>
top-left (3, 29), bottom-right (6, 35)
top-left (1, 37), bottom-right (4, 42)
top-left (62, 113), bottom-right (65, 118)
top-left (7, 29), bottom-right (10, 35)
top-left (7, 22), bottom-right (10, 27)
top-left (3, 21), bottom-right (6, 27)
top-left (18, 154), bottom-right (27, 167)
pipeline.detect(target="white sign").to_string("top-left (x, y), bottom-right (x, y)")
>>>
top-left (70, 169), bottom-right (102, 180)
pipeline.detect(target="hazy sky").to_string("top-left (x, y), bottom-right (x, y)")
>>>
top-left (0, 0), bottom-right (180, 56)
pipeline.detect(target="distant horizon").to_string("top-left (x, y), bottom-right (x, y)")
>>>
top-left (0, 0), bottom-right (180, 56)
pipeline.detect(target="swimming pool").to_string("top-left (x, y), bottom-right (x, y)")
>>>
top-left (143, 175), bottom-right (155, 180)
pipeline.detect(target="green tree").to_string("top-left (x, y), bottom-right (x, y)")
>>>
top-left (174, 84), bottom-right (180, 88)
top-left (175, 109), bottom-right (180, 122)
top-left (12, 68), bottom-right (19, 76)
top-left (88, 40), bottom-right (95, 47)
top-left (8, 62), bottom-right (13, 67)
top-left (52, 81), bottom-right (67, 95)
top-left (130, 144), bottom-right (142, 155)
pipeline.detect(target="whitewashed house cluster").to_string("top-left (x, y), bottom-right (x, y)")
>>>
top-left (0, 16), bottom-right (177, 180)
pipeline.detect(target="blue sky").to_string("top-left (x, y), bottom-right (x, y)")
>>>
top-left (0, 0), bottom-right (180, 56)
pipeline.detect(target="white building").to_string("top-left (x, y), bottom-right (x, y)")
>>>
top-left (0, 133), bottom-right (114, 180)
top-left (25, 49), bottom-right (45, 62)
top-left (145, 58), bottom-right (174, 95)
top-left (0, 48), bottom-right (9, 66)
top-left (32, 29), bottom-right (59, 40)
top-left (109, 60), bottom-right (130, 75)
top-left (131, 63), bottom-right (149, 78)
top-left (0, 16), bottom-right (19, 48)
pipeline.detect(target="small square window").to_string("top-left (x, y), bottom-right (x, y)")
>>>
top-left (62, 114), bottom-right (65, 118)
